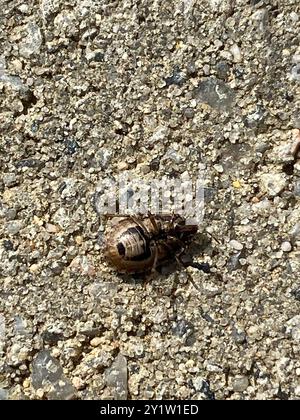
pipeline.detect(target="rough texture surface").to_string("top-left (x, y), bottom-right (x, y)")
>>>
top-left (0, 0), bottom-right (300, 400)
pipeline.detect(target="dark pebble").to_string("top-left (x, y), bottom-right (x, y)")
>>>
top-left (16, 159), bottom-right (44, 170)
top-left (182, 107), bottom-right (195, 119)
top-left (165, 66), bottom-right (186, 87)
top-left (232, 328), bottom-right (247, 344)
top-left (150, 157), bottom-right (160, 171)
top-left (215, 61), bottom-right (230, 80)
top-left (3, 239), bottom-right (14, 251)
top-left (291, 288), bottom-right (300, 301)
top-left (93, 52), bottom-right (104, 62)
top-left (41, 330), bottom-right (64, 345)
top-left (65, 139), bottom-right (79, 155)
top-left (199, 380), bottom-right (215, 400)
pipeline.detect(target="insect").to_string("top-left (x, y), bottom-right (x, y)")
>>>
top-left (104, 213), bottom-right (199, 274)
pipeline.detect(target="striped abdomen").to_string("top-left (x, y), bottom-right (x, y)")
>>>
top-left (105, 219), bottom-right (156, 273)
top-left (118, 226), bottom-right (152, 261)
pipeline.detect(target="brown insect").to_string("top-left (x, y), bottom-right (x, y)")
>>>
top-left (104, 213), bottom-right (199, 274)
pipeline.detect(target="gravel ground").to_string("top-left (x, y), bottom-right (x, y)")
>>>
top-left (0, 0), bottom-right (300, 400)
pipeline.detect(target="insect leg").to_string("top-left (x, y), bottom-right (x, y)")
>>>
top-left (173, 254), bottom-right (202, 293)
top-left (147, 211), bottom-right (160, 233)
top-left (151, 244), bottom-right (158, 273)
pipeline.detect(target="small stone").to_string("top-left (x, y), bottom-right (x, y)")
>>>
top-left (230, 44), bottom-right (242, 62)
top-left (70, 256), bottom-right (95, 276)
top-left (172, 319), bottom-right (194, 338)
top-left (227, 252), bottom-right (242, 272)
top-left (17, 4), bottom-right (28, 13)
top-left (19, 22), bottom-right (43, 58)
top-left (90, 337), bottom-right (102, 347)
top-left (294, 180), bottom-right (300, 196)
top-left (229, 240), bottom-right (244, 250)
top-left (260, 172), bottom-right (287, 196)
top-left (36, 389), bottom-right (44, 399)
top-left (45, 223), bottom-right (59, 233)
top-left (75, 235), bottom-right (83, 245)
top-left (3, 173), bottom-right (17, 187)
top-left (182, 107), bottom-right (195, 119)
top-left (215, 61), bottom-right (230, 80)
top-left (33, 215), bottom-right (43, 226)
top-left (23, 378), bottom-right (30, 388)
top-left (292, 287), bottom-right (300, 301)
top-left (214, 164), bottom-right (224, 173)
top-left (286, 315), bottom-right (300, 341)
top-left (244, 105), bottom-right (266, 129)
top-left (192, 378), bottom-right (215, 400)
top-left (105, 354), bottom-right (128, 400)
top-left (31, 350), bottom-right (76, 400)
top-left (281, 241), bottom-right (292, 252)
top-left (290, 64), bottom-right (300, 81)
top-left (193, 77), bottom-right (235, 112)
top-left (86, 49), bottom-right (104, 62)
top-left (232, 376), bottom-right (249, 392)
top-left (165, 66), bottom-right (186, 86)
top-left (117, 161), bottom-right (129, 171)
top-left (6, 221), bottom-right (23, 235)
top-left (148, 126), bottom-right (169, 144)
top-left (290, 12), bottom-right (299, 22)
top-left (41, 327), bottom-right (63, 345)
top-left (0, 389), bottom-right (8, 400)
top-left (140, 164), bottom-right (150, 175)
top-left (203, 64), bottom-right (210, 75)
top-left (3, 239), bottom-right (14, 251)
top-left (232, 328), bottom-right (247, 344)
top-left (232, 180), bottom-right (241, 189)
top-left (14, 316), bottom-right (28, 335)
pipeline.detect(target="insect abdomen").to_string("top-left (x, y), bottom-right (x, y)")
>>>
top-left (118, 226), bottom-right (152, 261)
top-left (105, 219), bottom-right (156, 273)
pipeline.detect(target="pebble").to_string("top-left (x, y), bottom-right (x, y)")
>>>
top-left (214, 164), bottom-right (224, 173)
top-left (260, 172), bottom-right (287, 196)
top-left (3, 173), bottom-right (17, 187)
top-left (90, 337), bottom-right (102, 347)
top-left (286, 316), bottom-right (300, 341)
top-left (0, 389), bottom-right (8, 400)
top-left (232, 180), bottom-right (241, 189)
top-left (148, 126), bottom-right (169, 144)
top-left (105, 354), bottom-right (128, 400)
top-left (193, 77), bottom-right (235, 112)
top-left (31, 350), bottom-right (76, 400)
top-left (232, 376), bottom-right (249, 392)
top-left (6, 221), bottom-right (23, 235)
top-left (230, 44), bottom-right (242, 62)
top-left (215, 61), bottom-right (230, 80)
top-left (19, 22), bottom-right (43, 58)
top-left (281, 241), bottom-right (292, 252)
top-left (294, 181), bottom-right (300, 197)
top-left (229, 240), bottom-right (244, 251)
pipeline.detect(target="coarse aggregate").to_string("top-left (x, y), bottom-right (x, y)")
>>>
top-left (0, 0), bottom-right (300, 400)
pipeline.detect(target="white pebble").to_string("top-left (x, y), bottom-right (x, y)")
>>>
top-left (230, 44), bottom-right (242, 62)
top-left (281, 241), bottom-right (292, 252)
top-left (229, 240), bottom-right (244, 251)
top-left (213, 164), bottom-right (224, 173)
